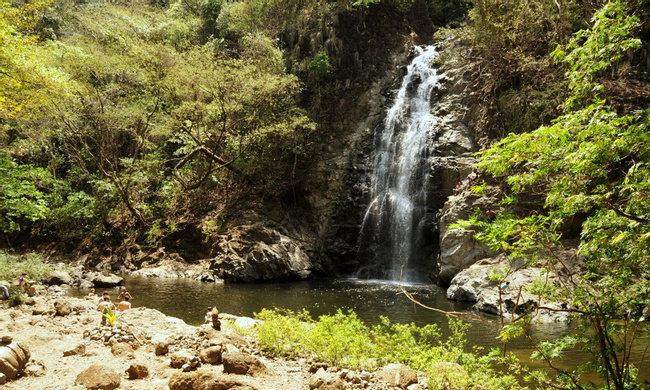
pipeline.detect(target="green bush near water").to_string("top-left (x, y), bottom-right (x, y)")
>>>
top-left (0, 250), bottom-right (55, 288)
top-left (253, 308), bottom-right (523, 389)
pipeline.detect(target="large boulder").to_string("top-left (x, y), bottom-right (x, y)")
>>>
top-left (436, 184), bottom-right (500, 285)
top-left (47, 270), bottom-right (73, 286)
top-left (75, 364), bottom-right (121, 390)
top-left (0, 342), bottom-right (30, 380)
top-left (89, 273), bottom-right (123, 287)
top-left (447, 255), bottom-right (574, 322)
top-left (309, 368), bottom-right (344, 390)
top-left (446, 257), bottom-right (499, 302)
top-left (199, 346), bottom-right (222, 365)
top-left (54, 299), bottom-right (73, 316)
top-left (438, 228), bottom-right (496, 285)
top-left (169, 371), bottom-right (198, 390)
top-left (170, 350), bottom-right (194, 369)
top-left (210, 223), bottom-right (314, 282)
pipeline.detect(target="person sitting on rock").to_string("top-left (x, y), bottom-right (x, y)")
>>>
top-left (205, 307), bottom-right (213, 324)
top-left (211, 307), bottom-right (221, 331)
top-left (117, 295), bottom-right (131, 311)
top-left (87, 288), bottom-right (97, 298)
top-left (452, 181), bottom-right (463, 196)
top-left (27, 281), bottom-right (40, 297)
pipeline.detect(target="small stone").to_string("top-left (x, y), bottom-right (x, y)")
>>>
top-left (155, 341), bottom-right (169, 356)
top-left (63, 344), bottom-right (86, 357)
top-left (125, 364), bottom-right (149, 379)
top-left (111, 342), bottom-right (134, 358)
top-left (75, 364), bottom-right (121, 390)
top-left (1, 336), bottom-right (12, 344)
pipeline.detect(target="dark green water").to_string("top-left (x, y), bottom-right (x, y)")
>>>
top-left (69, 276), bottom-right (649, 382)
top-left (70, 277), bottom-right (570, 354)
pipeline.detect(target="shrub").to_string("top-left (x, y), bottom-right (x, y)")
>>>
top-left (9, 293), bottom-right (25, 307)
top-left (0, 251), bottom-right (55, 284)
top-left (253, 308), bottom-right (523, 389)
top-left (102, 307), bottom-right (118, 326)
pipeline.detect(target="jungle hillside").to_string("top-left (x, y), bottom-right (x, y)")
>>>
top-left (1, 0), bottom-right (649, 281)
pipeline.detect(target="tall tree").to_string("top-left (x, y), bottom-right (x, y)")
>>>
top-left (460, 1), bottom-right (650, 388)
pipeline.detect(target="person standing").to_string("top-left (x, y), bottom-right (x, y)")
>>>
top-left (18, 272), bottom-right (27, 294)
top-left (117, 287), bottom-right (133, 301)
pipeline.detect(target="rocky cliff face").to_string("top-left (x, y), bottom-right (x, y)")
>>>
top-left (319, 38), bottom-right (492, 282)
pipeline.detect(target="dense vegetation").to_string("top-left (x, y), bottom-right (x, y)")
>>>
top-left (453, 0), bottom-right (650, 389)
top-left (0, 0), bottom-right (466, 251)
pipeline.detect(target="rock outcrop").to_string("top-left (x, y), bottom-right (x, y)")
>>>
top-left (88, 273), bottom-right (124, 287)
top-left (209, 223), bottom-right (314, 282)
top-left (447, 251), bottom-right (581, 322)
top-left (222, 351), bottom-right (266, 375)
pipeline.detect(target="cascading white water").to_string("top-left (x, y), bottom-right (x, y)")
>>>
top-left (356, 46), bottom-right (443, 283)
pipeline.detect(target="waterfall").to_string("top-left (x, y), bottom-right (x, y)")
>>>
top-left (356, 46), bottom-right (443, 283)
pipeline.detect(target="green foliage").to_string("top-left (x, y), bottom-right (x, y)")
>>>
top-left (551, 1), bottom-right (641, 109)
top-left (199, 0), bottom-right (222, 36)
top-left (307, 51), bottom-right (333, 79)
top-left (0, 250), bottom-right (55, 284)
top-left (467, 2), bottom-right (650, 388)
top-left (352, 0), bottom-right (380, 8)
top-left (254, 308), bottom-right (313, 358)
top-left (8, 293), bottom-right (24, 307)
top-left (458, 0), bottom-right (585, 136)
top-left (254, 309), bottom-right (523, 389)
top-left (0, 154), bottom-right (51, 233)
top-left (425, 0), bottom-right (468, 26)
top-left (0, 0), bottom-right (315, 245)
